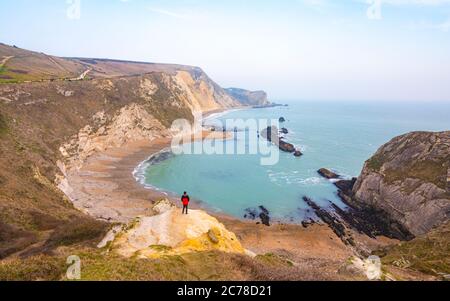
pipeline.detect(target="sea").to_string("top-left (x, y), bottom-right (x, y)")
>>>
top-left (136, 100), bottom-right (450, 223)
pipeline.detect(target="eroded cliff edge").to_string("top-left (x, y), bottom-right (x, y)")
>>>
top-left (0, 43), bottom-right (251, 258)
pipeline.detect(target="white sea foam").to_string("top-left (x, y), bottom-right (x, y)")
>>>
top-left (203, 108), bottom-right (245, 123)
top-left (132, 147), bottom-right (173, 190)
top-left (297, 177), bottom-right (323, 185)
top-left (267, 169), bottom-right (325, 187)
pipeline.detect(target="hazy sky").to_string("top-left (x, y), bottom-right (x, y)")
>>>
top-left (1, 0), bottom-right (450, 102)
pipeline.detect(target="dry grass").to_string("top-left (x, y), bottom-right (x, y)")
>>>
top-left (375, 222), bottom-right (450, 278)
top-left (0, 249), bottom-right (349, 281)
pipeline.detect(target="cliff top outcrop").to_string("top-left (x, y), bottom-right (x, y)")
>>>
top-left (104, 200), bottom-right (246, 259)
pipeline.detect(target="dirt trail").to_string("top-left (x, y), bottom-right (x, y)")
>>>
top-left (0, 56), bottom-right (14, 68)
top-left (70, 68), bottom-right (91, 81)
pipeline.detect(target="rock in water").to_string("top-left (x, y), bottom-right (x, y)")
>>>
top-left (260, 126), bottom-right (296, 153)
top-left (280, 128), bottom-right (289, 134)
top-left (244, 206), bottom-right (271, 226)
top-left (318, 168), bottom-right (340, 179)
top-left (279, 140), bottom-right (296, 153)
top-left (258, 206), bottom-right (271, 226)
top-left (294, 150), bottom-right (303, 157)
top-left (279, 117), bottom-right (286, 123)
top-left (106, 200), bottom-right (245, 258)
top-left (334, 178), bottom-right (357, 196)
top-left (351, 131), bottom-right (450, 236)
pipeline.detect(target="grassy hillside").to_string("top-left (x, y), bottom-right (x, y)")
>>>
top-left (0, 43), bottom-right (212, 84)
top-left (0, 72), bottom-right (196, 259)
top-left (0, 44), bottom-right (86, 83)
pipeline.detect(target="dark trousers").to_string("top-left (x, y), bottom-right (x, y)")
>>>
top-left (182, 205), bottom-right (189, 215)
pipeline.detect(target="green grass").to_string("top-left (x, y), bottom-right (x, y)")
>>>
top-left (385, 160), bottom-right (448, 190)
top-left (365, 152), bottom-right (448, 190)
top-left (366, 154), bottom-right (384, 172)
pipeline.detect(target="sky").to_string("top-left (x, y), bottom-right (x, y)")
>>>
top-left (1, 0), bottom-right (450, 102)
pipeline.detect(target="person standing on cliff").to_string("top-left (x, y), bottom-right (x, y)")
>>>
top-left (181, 192), bottom-right (190, 215)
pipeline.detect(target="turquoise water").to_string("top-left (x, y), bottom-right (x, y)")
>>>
top-left (142, 101), bottom-right (450, 222)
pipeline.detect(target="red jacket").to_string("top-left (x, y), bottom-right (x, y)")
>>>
top-left (182, 196), bottom-right (190, 206)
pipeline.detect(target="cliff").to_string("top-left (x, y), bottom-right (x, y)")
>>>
top-left (225, 88), bottom-right (270, 106)
top-left (351, 131), bottom-right (450, 237)
top-left (0, 44), bottom-right (245, 258)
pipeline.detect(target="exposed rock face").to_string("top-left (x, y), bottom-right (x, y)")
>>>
top-left (225, 88), bottom-right (270, 107)
top-left (175, 70), bottom-right (240, 113)
top-left (318, 168), bottom-right (340, 180)
top-left (107, 200), bottom-right (245, 259)
top-left (352, 131), bottom-right (450, 236)
top-left (59, 104), bottom-right (170, 170)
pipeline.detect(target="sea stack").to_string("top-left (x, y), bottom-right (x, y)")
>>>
top-left (260, 126), bottom-right (297, 154)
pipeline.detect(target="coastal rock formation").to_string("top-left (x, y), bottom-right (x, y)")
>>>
top-left (261, 126), bottom-right (296, 154)
top-left (302, 197), bottom-right (356, 247)
top-left (318, 168), bottom-right (340, 180)
top-left (351, 131), bottom-right (450, 236)
top-left (244, 206), bottom-right (271, 226)
top-left (279, 139), bottom-right (296, 153)
top-left (107, 200), bottom-right (245, 259)
top-left (225, 88), bottom-right (270, 107)
top-left (59, 104), bottom-right (171, 170)
top-left (174, 69), bottom-right (240, 113)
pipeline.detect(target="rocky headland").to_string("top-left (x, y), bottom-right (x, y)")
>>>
top-left (224, 88), bottom-right (270, 107)
top-left (351, 131), bottom-right (450, 237)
